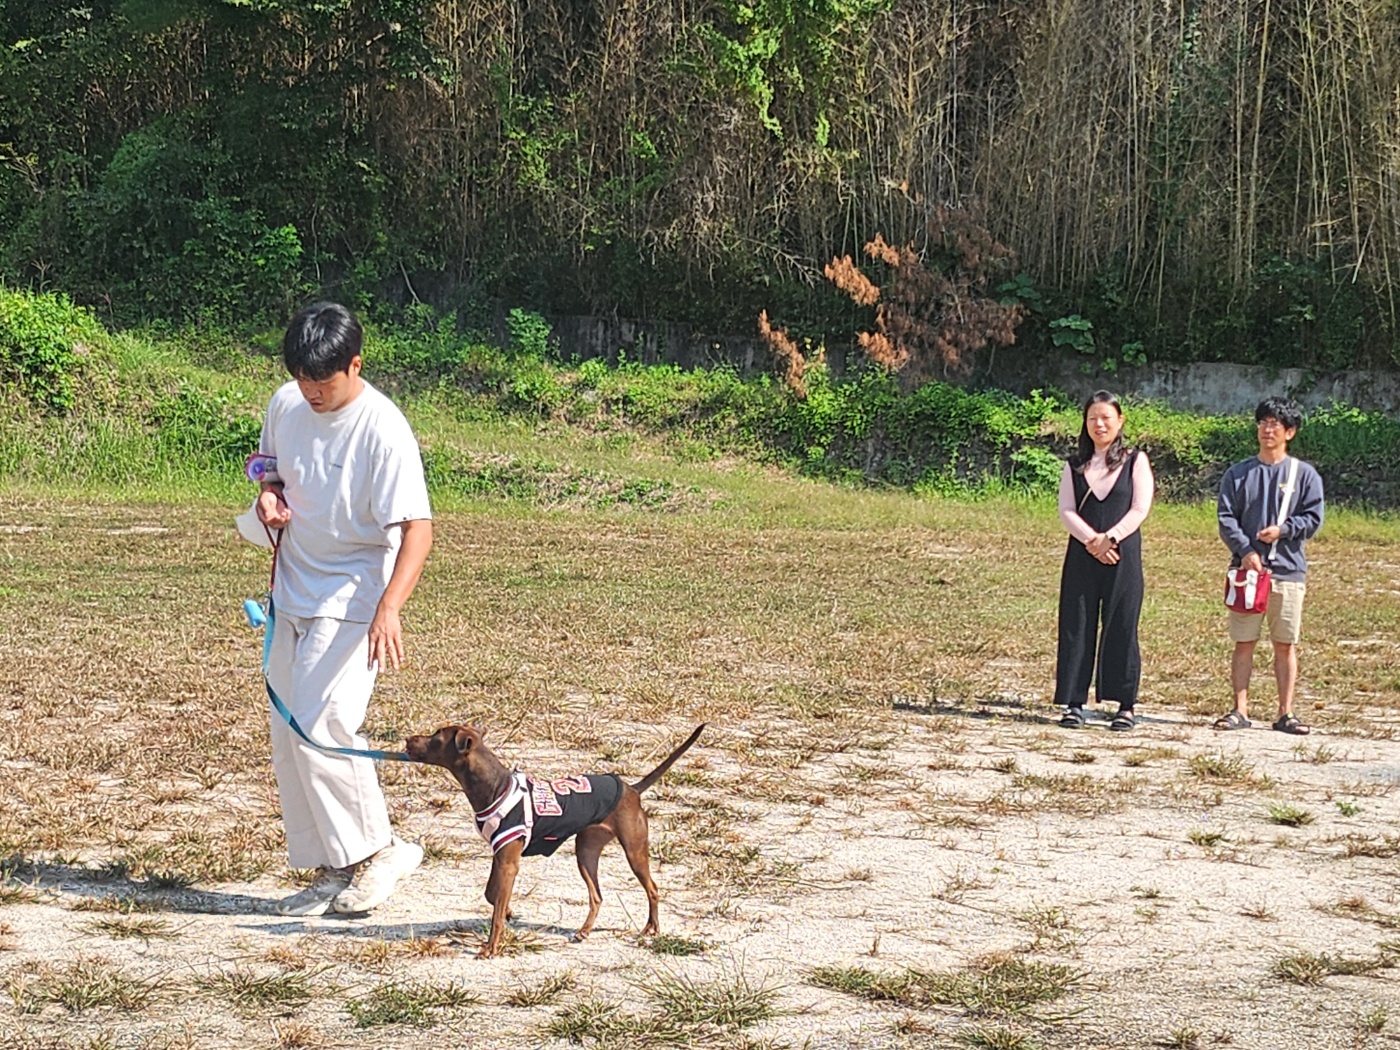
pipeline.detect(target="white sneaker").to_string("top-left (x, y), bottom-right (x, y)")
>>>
top-left (275, 867), bottom-right (353, 917)
top-left (332, 838), bottom-right (423, 914)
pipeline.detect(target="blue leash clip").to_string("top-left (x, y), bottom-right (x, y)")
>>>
top-left (243, 598), bottom-right (268, 628)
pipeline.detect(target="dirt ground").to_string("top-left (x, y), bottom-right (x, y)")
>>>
top-left (5, 696), bottom-right (1400, 1050)
top-left (3, 496), bottom-right (1400, 1049)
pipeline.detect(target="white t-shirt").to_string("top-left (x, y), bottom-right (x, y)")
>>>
top-left (259, 380), bottom-right (432, 622)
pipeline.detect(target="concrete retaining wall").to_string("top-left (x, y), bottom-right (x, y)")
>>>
top-left (546, 311), bottom-right (1398, 416)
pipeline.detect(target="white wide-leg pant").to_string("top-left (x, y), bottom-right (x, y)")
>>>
top-left (266, 609), bottom-right (392, 870)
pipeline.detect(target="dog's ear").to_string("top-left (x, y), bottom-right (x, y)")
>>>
top-left (453, 728), bottom-right (474, 753)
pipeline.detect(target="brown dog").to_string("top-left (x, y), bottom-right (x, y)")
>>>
top-left (404, 722), bottom-right (704, 958)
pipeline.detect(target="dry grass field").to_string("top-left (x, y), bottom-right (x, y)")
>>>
top-left (3, 462), bottom-right (1400, 1050)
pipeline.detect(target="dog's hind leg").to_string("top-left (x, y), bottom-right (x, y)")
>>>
top-left (572, 824), bottom-right (615, 942)
top-left (617, 824), bottom-right (660, 936)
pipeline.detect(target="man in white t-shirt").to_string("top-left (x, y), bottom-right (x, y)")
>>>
top-left (254, 301), bottom-right (434, 916)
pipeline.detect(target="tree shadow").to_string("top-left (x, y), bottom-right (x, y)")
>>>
top-left (248, 915), bottom-right (577, 943)
top-left (0, 856), bottom-right (581, 945)
top-left (2, 857), bottom-right (277, 916)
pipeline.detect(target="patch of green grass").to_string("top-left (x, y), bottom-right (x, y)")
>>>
top-left (641, 970), bottom-right (778, 1029)
top-left (1266, 802), bottom-right (1315, 827)
top-left (11, 958), bottom-right (160, 1013)
top-left (504, 971), bottom-right (577, 1008)
top-left (67, 894), bottom-right (160, 913)
top-left (1271, 953), bottom-right (1330, 985)
top-left (196, 967), bottom-right (318, 1013)
top-left (1272, 950), bottom-right (1394, 984)
top-left (808, 955), bottom-right (1079, 1017)
top-left (541, 999), bottom-right (678, 1045)
top-left (0, 879), bottom-right (39, 906)
top-left (82, 915), bottom-right (177, 941)
top-left (960, 1026), bottom-right (1040, 1050)
top-left (1187, 828), bottom-right (1226, 847)
top-left (1336, 834), bottom-right (1400, 857)
top-left (1294, 742), bottom-right (1338, 764)
top-left (1324, 897), bottom-right (1400, 930)
top-left (537, 969), bottom-right (780, 1047)
top-left (645, 933), bottom-right (710, 957)
top-left (808, 965), bottom-right (923, 1002)
top-left (345, 980), bottom-right (481, 1028)
top-left (445, 924), bottom-right (545, 957)
top-left (1123, 746), bottom-right (1179, 768)
top-left (1188, 752), bottom-right (1260, 784)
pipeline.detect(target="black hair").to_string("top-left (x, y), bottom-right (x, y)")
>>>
top-left (1069, 390), bottom-right (1127, 474)
top-left (1255, 396), bottom-right (1303, 433)
top-left (282, 301), bottom-right (363, 381)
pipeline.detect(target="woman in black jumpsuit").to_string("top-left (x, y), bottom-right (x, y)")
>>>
top-left (1054, 391), bottom-right (1154, 731)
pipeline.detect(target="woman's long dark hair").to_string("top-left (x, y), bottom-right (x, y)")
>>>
top-left (1069, 390), bottom-right (1126, 474)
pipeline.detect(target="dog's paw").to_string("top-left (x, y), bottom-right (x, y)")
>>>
top-left (570, 930), bottom-right (590, 943)
top-left (475, 946), bottom-right (500, 960)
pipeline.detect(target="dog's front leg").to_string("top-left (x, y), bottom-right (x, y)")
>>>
top-left (480, 841), bottom-right (523, 959)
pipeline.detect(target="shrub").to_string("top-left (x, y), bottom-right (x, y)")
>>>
top-left (0, 287), bottom-right (100, 412)
top-left (148, 384), bottom-right (261, 469)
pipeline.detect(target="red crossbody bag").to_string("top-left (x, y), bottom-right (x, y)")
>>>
top-left (1223, 457), bottom-right (1298, 614)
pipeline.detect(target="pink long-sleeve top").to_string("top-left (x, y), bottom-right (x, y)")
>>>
top-left (1058, 451), bottom-right (1155, 546)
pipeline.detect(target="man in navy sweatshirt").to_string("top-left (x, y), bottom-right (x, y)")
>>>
top-left (1213, 397), bottom-right (1325, 735)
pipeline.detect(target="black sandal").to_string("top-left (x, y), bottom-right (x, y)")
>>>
top-left (1110, 710), bottom-right (1136, 732)
top-left (1272, 714), bottom-right (1311, 736)
top-left (1213, 710), bottom-right (1251, 731)
top-left (1059, 707), bottom-right (1086, 729)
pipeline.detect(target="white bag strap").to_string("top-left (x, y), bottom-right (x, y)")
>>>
top-left (1267, 456), bottom-right (1300, 562)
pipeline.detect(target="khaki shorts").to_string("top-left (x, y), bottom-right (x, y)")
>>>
top-left (1228, 578), bottom-right (1306, 645)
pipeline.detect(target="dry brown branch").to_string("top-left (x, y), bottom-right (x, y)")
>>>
top-left (823, 204), bottom-right (1024, 382)
top-left (758, 309), bottom-right (808, 399)
top-left (824, 256), bottom-right (880, 306)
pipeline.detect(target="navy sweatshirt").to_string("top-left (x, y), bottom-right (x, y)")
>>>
top-left (1217, 455), bottom-right (1325, 581)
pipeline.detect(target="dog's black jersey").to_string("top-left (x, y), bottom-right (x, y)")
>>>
top-left (475, 772), bottom-right (625, 857)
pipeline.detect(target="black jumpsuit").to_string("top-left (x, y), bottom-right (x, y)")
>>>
top-left (1054, 451), bottom-right (1144, 711)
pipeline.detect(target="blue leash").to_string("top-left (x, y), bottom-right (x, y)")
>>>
top-left (246, 596), bottom-right (413, 764)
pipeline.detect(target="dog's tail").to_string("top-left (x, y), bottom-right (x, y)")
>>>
top-left (631, 724), bottom-right (705, 794)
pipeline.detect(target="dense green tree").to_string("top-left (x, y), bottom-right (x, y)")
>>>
top-left (1, 1), bottom-right (1398, 368)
